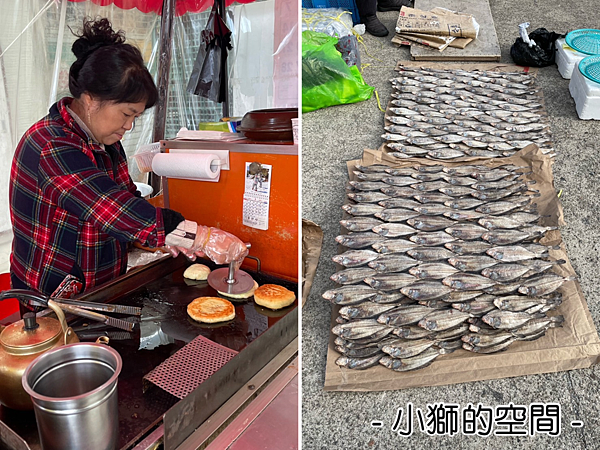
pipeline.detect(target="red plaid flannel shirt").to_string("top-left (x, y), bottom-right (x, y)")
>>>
top-left (10, 97), bottom-right (167, 295)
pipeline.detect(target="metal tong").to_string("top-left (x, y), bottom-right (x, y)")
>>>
top-left (0, 289), bottom-right (138, 332)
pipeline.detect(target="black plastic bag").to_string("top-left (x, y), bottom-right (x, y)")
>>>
top-left (187, 0), bottom-right (232, 103)
top-left (510, 27), bottom-right (565, 67)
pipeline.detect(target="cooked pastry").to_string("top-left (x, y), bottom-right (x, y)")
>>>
top-left (183, 264), bottom-right (211, 280)
top-left (187, 296), bottom-right (235, 323)
top-left (254, 284), bottom-right (296, 310)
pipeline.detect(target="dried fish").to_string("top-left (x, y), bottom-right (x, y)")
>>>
top-left (401, 281), bottom-right (453, 301)
top-left (478, 216), bottom-right (525, 230)
top-left (462, 331), bottom-right (513, 347)
top-left (407, 247), bottom-right (456, 262)
top-left (481, 229), bottom-right (535, 245)
top-left (340, 217), bottom-right (384, 232)
top-left (520, 259), bottom-right (565, 274)
top-left (393, 325), bottom-right (433, 340)
top-left (354, 171), bottom-right (387, 182)
top-left (445, 241), bottom-right (492, 255)
top-left (336, 353), bottom-right (384, 370)
top-left (322, 285), bottom-right (378, 305)
top-left (408, 216), bottom-right (456, 232)
top-left (377, 305), bottom-right (434, 326)
top-left (372, 239), bottom-right (418, 254)
top-left (445, 224), bottom-right (488, 240)
top-left (335, 232), bottom-right (387, 249)
top-left (335, 346), bottom-right (383, 358)
top-left (355, 164), bottom-right (389, 173)
top-left (448, 255), bottom-right (498, 271)
top-left (379, 198), bottom-right (422, 209)
top-left (444, 209), bottom-right (485, 221)
top-left (409, 263), bottom-right (459, 280)
top-left (368, 254), bottom-right (418, 273)
top-left (443, 273), bottom-right (496, 290)
top-left (381, 338), bottom-right (437, 358)
top-left (380, 348), bottom-right (442, 371)
top-left (332, 249), bottom-right (380, 268)
top-left (385, 167), bottom-right (418, 176)
top-left (347, 191), bottom-right (390, 203)
top-left (372, 223), bottom-right (417, 237)
top-left (339, 302), bottom-right (399, 320)
top-left (365, 273), bottom-right (417, 291)
top-left (414, 204), bottom-right (454, 216)
top-left (383, 176), bottom-right (421, 187)
top-left (410, 231), bottom-right (457, 246)
top-left (481, 263), bottom-right (531, 282)
top-left (510, 315), bottom-right (564, 337)
top-left (414, 193), bottom-right (454, 204)
top-left (417, 165), bottom-right (445, 173)
top-left (482, 310), bottom-right (537, 330)
top-left (439, 186), bottom-right (477, 197)
top-left (412, 180), bottom-right (450, 192)
top-left (444, 197), bottom-right (486, 209)
top-left (381, 186), bottom-right (419, 198)
top-left (441, 176), bottom-right (477, 186)
top-left (462, 339), bottom-right (515, 353)
top-left (493, 294), bottom-right (561, 312)
top-left (348, 181), bottom-right (388, 191)
top-left (443, 290), bottom-right (483, 302)
top-left (486, 245), bottom-right (542, 262)
top-left (476, 199), bottom-right (532, 215)
top-left (330, 267), bottom-right (377, 285)
top-left (332, 319), bottom-right (390, 339)
top-left (483, 281), bottom-right (522, 295)
top-left (375, 208), bottom-right (420, 222)
top-left (342, 203), bottom-right (385, 216)
top-left (518, 274), bottom-right (575, 297)
top-left (419, 309), bottom-right (471, 331)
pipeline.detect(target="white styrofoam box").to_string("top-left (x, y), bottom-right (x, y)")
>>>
top-left (556, 38), bottom-right (587, 79)
top-left (569, 64), bottom-right (600, 119)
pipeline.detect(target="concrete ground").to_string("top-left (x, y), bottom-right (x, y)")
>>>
top-left (301, 2), bottom-right (600, 449)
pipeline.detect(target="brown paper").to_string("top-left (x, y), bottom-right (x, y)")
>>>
top-left (395, 32), bottom-right (455, 51)
top-left (396, 6), bottom-right (478, 39)
top-left (302, 219), bottom-right (324, 308)
top-left (323, 145), bottom-right (600, 391)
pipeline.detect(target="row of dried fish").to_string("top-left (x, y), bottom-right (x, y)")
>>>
top-left (382, 68), bottom-right (553, 160)
top-left (329, 161), bottom-right (569, 372)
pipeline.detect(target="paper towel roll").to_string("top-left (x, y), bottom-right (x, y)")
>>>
top-left (152, 153), bottom-right (221, 181)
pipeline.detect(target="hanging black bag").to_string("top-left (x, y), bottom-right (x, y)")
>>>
top-left (187, 0), bottom-right (232, 103)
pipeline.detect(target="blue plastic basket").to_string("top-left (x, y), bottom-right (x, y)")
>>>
top-left (566, 29), bottom-right (600, 55)
top-left (302, 0), bottom-right (360, 25)
top-left (579, 55), bottom-right (600, 84)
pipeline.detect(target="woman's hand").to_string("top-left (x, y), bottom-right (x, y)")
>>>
top-left (165, 245), bottom-right (206, 261)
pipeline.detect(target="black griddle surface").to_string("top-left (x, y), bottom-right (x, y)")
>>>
top-left (0, 262), bottom-right (297, 450)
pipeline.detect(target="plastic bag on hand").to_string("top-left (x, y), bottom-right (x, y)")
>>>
top-left (199, 227), bottom-right (248, 270)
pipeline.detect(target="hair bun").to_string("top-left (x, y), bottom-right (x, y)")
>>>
top-left (71, 17), bottom-right (126, 60)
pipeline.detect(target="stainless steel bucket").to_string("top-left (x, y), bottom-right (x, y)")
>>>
top-left (22, 342), bottom-right (122, 450)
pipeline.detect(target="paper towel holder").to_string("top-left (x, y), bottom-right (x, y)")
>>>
top-left (168, 149), bottom-right (230, 171)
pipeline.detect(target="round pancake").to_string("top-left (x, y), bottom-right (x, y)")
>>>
top-left (219, 280), bottom-right (259, 299)
top-left (183, 264), bottom-right (211, 280)
top-left (253, 284), bottom-right (296, 310)
top-left (187, 296), bottom-right (235, 323)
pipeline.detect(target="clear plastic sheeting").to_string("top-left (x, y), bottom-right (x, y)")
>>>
top-left (301, 8), bottom-right (354, 38)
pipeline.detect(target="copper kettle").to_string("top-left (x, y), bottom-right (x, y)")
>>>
top-left (0, 290), bottom-right (78, 410)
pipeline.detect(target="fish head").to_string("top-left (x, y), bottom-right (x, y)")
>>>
top-left (518, 286), bottom-right (533, 296)
top-left (330, 273), bottom-right (347, 283)
top-left (335, 356), bottom-right (349, 367)
top-left (418, 318), bottom-right (436, 330)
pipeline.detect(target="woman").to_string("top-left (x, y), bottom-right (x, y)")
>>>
top-left (9, 18), bottom-right (247, 297)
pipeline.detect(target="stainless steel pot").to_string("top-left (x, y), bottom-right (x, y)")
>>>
top-left (22, 340), bottom-right (122, 450)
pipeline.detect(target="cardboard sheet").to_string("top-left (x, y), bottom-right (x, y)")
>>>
top-left (323, 145), bottom-right (600, 391)
top-left (410, 0), bottom-right (500, 61)
top-left (302, 219), bottom-right (324, 308)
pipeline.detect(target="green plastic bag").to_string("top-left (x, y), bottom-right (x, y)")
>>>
top-left (302, 31), bottom-right (374, 113)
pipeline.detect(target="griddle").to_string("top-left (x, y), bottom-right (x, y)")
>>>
top-left (0, 255), bottom-right (298, 450)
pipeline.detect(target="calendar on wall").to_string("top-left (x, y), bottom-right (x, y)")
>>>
top-left (242, 162), bottom-right (272, 230)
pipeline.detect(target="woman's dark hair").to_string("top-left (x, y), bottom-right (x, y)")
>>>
top-left (69, 17), bottom-right (158, 109)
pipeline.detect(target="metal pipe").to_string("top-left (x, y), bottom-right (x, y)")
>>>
top-left (218, 0), bottom-right (230, 117)
top-left (150, 0), bottom-right (176, 195)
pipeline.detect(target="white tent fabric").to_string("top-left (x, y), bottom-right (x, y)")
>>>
top-left (0, 0), bottom-right (297, 275)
